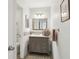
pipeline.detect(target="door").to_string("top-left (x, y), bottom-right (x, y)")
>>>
top-left (8, 0), bottom-right (17, 59)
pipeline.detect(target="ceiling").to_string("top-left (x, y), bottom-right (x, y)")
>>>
top-left (16, 0), bottom-right (53, 8)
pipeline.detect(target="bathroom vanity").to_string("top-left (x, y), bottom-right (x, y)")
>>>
top-left (28, 35), bottom-right (50, 55)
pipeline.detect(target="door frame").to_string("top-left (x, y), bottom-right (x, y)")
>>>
top-left (8, 0), bottom-right (17, 59)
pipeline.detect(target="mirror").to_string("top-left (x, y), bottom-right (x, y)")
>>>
top-left (32, 18), bottom-right (47, 30)
top-left (25, 15), bottom-right (29, 28)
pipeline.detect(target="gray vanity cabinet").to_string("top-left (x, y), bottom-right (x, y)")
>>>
top-left (28, 37), bottom-right (50, 54)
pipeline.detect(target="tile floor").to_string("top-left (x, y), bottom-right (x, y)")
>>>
top-left (26, 54), bottom-right (51, 59)
top-left (17, 54), bottom-right (51, 59)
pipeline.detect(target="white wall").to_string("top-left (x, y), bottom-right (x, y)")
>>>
top-left (16, 4), bottom-right (23, 43)
top-left (52, 0), bottom-right (70, 59)
top-left (54, 19), bottom-right (70, 59)
top-left (58, 21), bottom-right (70, 59)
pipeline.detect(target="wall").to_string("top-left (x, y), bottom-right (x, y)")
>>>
top-left (53, 19), bottom-right (70, 59)
top-left (58, 21), bottom-right (70, 59)
top-left (16, 4), bottom-right (23, 43)
top-left (52, 0), bottom-right (70, 59)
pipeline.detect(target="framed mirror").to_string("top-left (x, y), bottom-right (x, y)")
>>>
top-left (32, 18), bottom-right (47, 30)
top-left (60, 0), bottom-right (70, 22)
top-left (25, 15), bottom-right (29, 28)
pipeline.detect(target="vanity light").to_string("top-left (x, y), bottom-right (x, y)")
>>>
top-left (34, 14), bottom-right (47, 19)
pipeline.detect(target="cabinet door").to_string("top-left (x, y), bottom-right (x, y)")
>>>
top-left (29, 37), bottom-right (40, 52)
top-left (40, 38), bottom-right (49, 53)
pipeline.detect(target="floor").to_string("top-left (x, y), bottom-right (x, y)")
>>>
top-left (26, 54), bottom-right (51, 59)
top-left (17, 54), bottom-right (51, 59)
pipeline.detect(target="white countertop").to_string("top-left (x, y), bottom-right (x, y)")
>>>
top-left (29, 34), bottom-right (49, 38)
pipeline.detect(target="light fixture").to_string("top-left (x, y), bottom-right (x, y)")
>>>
top-left (34, 13), bottom-right (47, 19)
